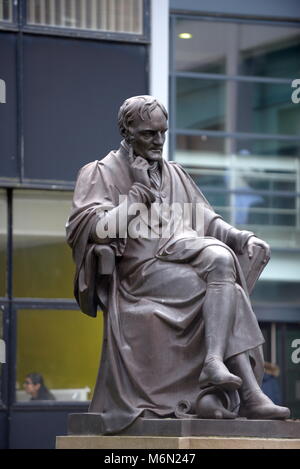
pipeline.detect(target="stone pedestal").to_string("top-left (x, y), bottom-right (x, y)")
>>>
top-left (68, 414), bottom-right (300, 439)
top-left (56, 435), bottom-right (300, 449)
top-left (56, 414), bottom-right (300, 449)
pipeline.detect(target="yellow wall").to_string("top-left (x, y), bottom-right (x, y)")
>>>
top-left (17, 309), bottom-right (103, 398)
top-left (14, 242), bottom-right (104, 398)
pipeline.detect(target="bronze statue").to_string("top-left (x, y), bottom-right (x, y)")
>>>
top-left (66, 95), bottom-right (290, 434)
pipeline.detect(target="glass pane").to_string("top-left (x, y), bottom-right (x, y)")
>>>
top-left (238, 25), bottom-right (300, 79)
top-left (13, 190), bottom-right (75, 298)
top-left (252, 281), bottom-right (300, 305)
top-left (237, 81), bottom-right (300, 136)
top-left (175, 143), bottom-right (300, 248)
top-left (259, 251), bottom-right (300, 283)
top-left (175, 19), bottom-right (228, 73)
top-left (236, 138), bottom-right (300, 169)
top-left (26, 0), bottom-right (143, 34)
top-left (16, 309), bottom-right (103, 402)
top-left (176, 78), bottom-right (225, 131)
top-left (176, 77), bottom-right (300, 136)
top-left (175, 18), bottom-right (300, 79)
top-left (175, 135), bottom-right (226, 166)
top-left (0, 190), bottom-right (7, 297)
top-left (0, 0), bottom-right (13, 22)
top-left (234, 194), bottom-right (298, 226)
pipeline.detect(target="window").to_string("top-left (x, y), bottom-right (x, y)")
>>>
top-left (175, 19), bottom-right (300, 78)
top-left (25, 0), bottom-right (144, 35)
top-left (171, 16), bottom-right (300, 282)
top-left (13, 190), bottom-right (75, 298)
top-left (0, 0), bottom-right (13, 22)
top-left (16, 308), bottom-right (103, 402)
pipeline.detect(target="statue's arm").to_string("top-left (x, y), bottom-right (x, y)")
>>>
top-left (206, 213), bottom-right (254, 253)
top-left (206, 214), bottom-right (270, 263)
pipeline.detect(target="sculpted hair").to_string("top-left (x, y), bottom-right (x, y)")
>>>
top-left (118, 95), bottom-right (168, 139)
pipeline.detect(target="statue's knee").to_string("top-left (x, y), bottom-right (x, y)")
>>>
top-left (210, 247), bottom-right (235, 276)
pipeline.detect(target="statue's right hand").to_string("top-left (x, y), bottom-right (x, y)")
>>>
top-left (131, 156), bottom-right (151, 188)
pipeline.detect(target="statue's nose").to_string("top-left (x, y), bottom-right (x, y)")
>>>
top-left (154, 132), bottom-right (164, 145)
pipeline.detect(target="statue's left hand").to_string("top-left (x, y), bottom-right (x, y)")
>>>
top-left (247, 236), bottom-right (270, 264)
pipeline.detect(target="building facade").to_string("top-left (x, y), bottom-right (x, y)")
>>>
top-left (0, 0), bottom-right (299, 448)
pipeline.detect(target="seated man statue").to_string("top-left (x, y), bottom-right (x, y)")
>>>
top-left (66, 95), bottom-right (290, 435)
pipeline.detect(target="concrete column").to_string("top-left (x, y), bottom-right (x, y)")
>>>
top-left (150, 0), bottom-right (169, 159)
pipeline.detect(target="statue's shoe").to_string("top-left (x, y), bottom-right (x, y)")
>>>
top-left (239, 390), bottom-right (291, 420)
top-left (199, 357), bottom-right (242, 391)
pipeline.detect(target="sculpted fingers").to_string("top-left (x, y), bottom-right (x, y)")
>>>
top-left (132, 156), bottom-right (150, 169)
top-left (247, 237), bottom-right (271, 263)
top-left (131, 156), bottom-right (151, 187)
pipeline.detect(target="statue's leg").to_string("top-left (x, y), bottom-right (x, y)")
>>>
top-left (227, 352), bottom-right (290, 419)
top-left (193, 246), bottom-right (242, 390)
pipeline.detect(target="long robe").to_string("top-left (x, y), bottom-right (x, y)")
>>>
top-left (66, 143), bottom-right (265, 434)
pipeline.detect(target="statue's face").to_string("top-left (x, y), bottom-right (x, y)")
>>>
top-left (128, 107), bottom-right (168, 162)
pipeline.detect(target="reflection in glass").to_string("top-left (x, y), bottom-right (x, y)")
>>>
top-left (176, 78), bottom-right (225, 131)
top-left (237, 81), bottom-right (300, 136)
top-left (238, 27), bottom-right (300, 79)
top-left (175, 135), bottom-right (226, 167)
top-left (16, 309), bottom-right (103, 402)
top-left (13, 190), bottom-right (75, 298)
top-left (175, 19), bottom-right (228, 73)
top-left (175, 18), bottom-right (300, 79)
top-left (176, 77), bottom-right (300, 136)
top-left (0, 190), bottom-right (7, 297)
top-left (0, 0), bottom-right (13, 22)
top-left (252, 280), bottom-right (300, 305)
top-left (26, 0), bottom-right (143, 34)
top-left (176, 144), bottom-right (300, 249)
top-left (236, 139), bottom-right (300, 159)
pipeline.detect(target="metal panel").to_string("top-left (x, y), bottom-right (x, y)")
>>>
top-left (22, 35), bottom-right (147, 182)
top-left (9, 406), bottom-right (88, 449)
top-left (0, 32), bottom-right (18, 179)
top-left (0, 411), bottom-right (8, 448)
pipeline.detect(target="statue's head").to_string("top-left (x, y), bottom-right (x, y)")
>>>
top-left (118, 95), bottom-right (168, 162)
